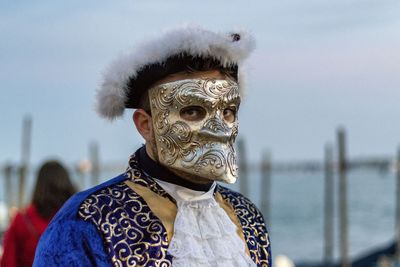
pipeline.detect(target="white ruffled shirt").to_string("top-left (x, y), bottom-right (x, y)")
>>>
top-left (154, 179), bottom-right (256, 267)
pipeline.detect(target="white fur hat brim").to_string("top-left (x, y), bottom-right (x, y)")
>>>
top-left (96, 25), bottom-right (255, 120)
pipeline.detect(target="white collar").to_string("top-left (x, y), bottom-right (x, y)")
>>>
top-left (153, 178), bottom-right (256, 267)
top-left (153, 178), bottom-right (216, 203)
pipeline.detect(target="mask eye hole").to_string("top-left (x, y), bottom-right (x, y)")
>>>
top-left (180, 106), bottom-right (207, 121)
top-left (223, 107), bottom-right (237, 123)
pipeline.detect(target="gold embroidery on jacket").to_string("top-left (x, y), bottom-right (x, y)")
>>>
top-left (125, 180), bottom-right (177, 242)
top-left (79, 180), bottom-right (172, 267)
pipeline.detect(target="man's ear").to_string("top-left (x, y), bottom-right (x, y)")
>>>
top-left (133, 109), bottom-right (153, 142)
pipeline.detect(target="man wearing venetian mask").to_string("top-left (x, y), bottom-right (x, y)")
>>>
top-left (34, 26), bottom-right (271, 267)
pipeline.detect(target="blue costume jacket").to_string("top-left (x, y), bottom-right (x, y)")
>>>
top-left (34, 150), bottom-right (271, 266)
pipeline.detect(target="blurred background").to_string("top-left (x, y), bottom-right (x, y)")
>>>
top-left (1, 1), bottom-right (400, 266)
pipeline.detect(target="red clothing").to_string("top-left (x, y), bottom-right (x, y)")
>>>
top-left (1, 205), bottom-right (52, 267)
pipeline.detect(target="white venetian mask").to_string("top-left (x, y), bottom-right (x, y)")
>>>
top-left (149, 78), bottom-right (240, 184)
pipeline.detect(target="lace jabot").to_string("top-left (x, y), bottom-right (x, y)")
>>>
top-left (154, 179), bottom-right (256, 267)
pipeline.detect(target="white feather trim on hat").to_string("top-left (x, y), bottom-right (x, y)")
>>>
top-left (96, 25), bottom-right (255, 120)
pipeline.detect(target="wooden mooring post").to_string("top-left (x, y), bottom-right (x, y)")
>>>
top-left (260, 150), bottom-right (272, 223)
top-left (3, 164), bottom-right (14, 221)
top-left (395, 146), bottom-right (400, 259)
top-left (337, 128), bottom-right (350, 267)
top-left (324, 144), bottom-right (334, 265)
top-left (90, 142), bottom-right (100, 187)
top-left (237, 139), bottom-right (249, 197)
top-left (18, 115), bottom-right (32, 208)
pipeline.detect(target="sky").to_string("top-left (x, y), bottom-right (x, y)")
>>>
top-left (1, 0), bottom-right (400, 168)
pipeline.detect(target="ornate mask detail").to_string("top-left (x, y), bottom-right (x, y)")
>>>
top-left (149, 78), bottom-right (240, 184)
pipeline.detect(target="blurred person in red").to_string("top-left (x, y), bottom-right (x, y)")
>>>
top-left (0, 160), bottom-right (76, 267)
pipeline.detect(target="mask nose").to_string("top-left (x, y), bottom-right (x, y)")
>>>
top-left (199, 117), bottom-right (231, 142)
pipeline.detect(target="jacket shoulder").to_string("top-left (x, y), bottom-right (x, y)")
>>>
top-left (52, 173), bottom-right (128, 221)
top-left (217, 185), bottom-right (265, 220)
top-left (34, 173), bottom-right (128, 266)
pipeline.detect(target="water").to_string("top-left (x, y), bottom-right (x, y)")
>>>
top-left (242, 169), bottom-right (396, 263)
top-left (0, 167), bottom-right (396, 263)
